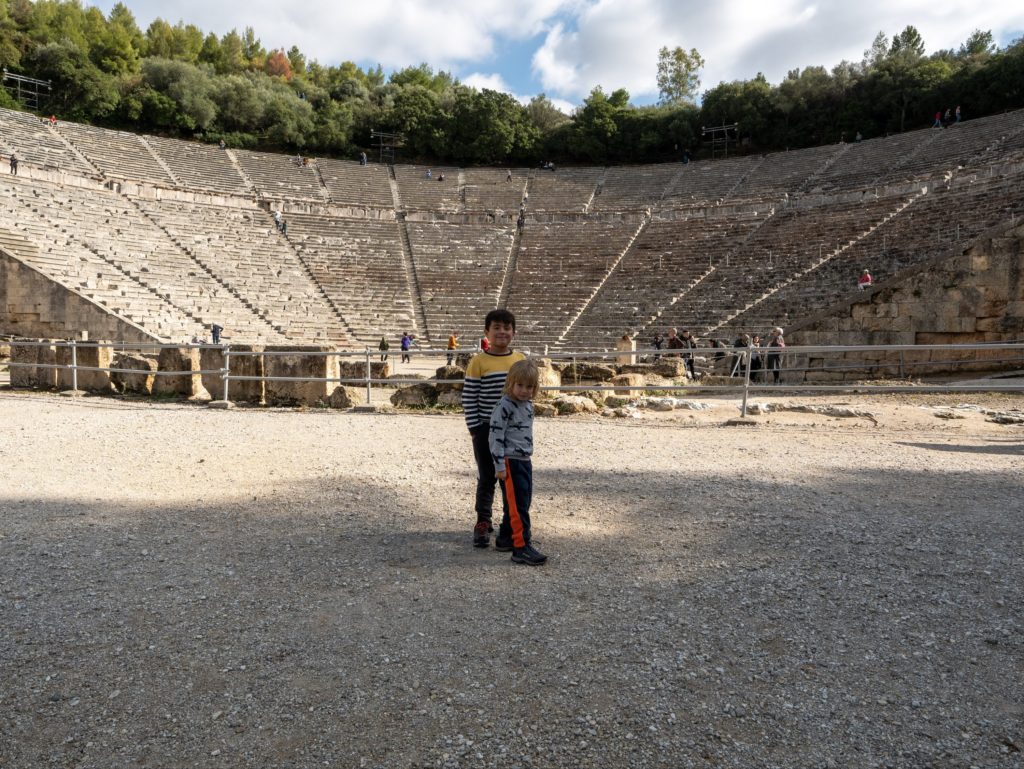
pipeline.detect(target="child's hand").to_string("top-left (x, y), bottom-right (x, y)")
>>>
top-left (496, 469), bottom-right (507, 481)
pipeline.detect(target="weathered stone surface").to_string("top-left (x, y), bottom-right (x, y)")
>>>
top-left (154, 347), bottom-right (211, 400)
top-left (328, 385), bottom-right (361, 408)
top-left (455, 352), bottom-right (474, 369)
top-left (533, 402), bottom-right (557, 417)
top-left (338, 359), bottom-right (390, 381)
top-left (264, 346), bottom-right (338, 406)
top-left (35, 340), bottom-right (59, 389)
top-left (559, 362), bottom-right (616, 382)
top-left (604, 395), bottom-right (631, 408)
top-left (610, 373), bottom-right (646, 395)
top-left (9, 341), bottom-right (45, 388)
top-left (652, 358), bottom-right (689, 378)
top-left (390, 383), bottom-right (438, 407)
top-left (433, 365), bottom-right (465, 393)
top-left (791, 225), bottom-right (1024, 381)
top-left (111, 353), bottom-right (158, 394)
top-left (536, 362), bottom-right (562, 395)
top-left (618, 363), bottom-right (655, 376)
top-left (200, 344), bottom-right (266, 404)
top-left (436, 389), bottom-right (463, 407)
top-left (57, 342), bottom-right (115, 393)
top-left (553, 395), bottom-right (599, 414)
top-left (0, 343), bottom-right (10, 360)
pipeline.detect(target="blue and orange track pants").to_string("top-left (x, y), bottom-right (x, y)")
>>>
top-left (498, 458), bottom-right (532, 549)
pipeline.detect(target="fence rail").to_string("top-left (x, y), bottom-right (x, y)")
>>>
top-left (4, 339), bottom-right (1023, 416)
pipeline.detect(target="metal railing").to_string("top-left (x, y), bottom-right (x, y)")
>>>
top-left (4, 339), bottom-right (1023, 416)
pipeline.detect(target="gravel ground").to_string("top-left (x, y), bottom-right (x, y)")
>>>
top-left (0, 390), bottom-right (1021, 769)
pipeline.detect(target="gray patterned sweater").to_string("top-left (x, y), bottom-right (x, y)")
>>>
top-left (488, 395), bottom-right (534, 473)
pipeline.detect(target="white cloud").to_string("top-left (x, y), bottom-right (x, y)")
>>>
top-left (89, 0), bottom-right (1024, 108)
top-left (530, 0), bottom-right (1024, 102)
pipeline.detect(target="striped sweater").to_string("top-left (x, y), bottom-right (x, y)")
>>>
top-left (462, 350), bottom-right (525, 430)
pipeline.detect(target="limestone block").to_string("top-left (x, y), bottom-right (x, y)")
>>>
top-left (617, 363), bottom-right (655, 375)
top-left (338, 359), bottom-right (390, 381)
top-left (533, 402), bottom-right (557, 417)
top-left (536, 364), bottom-right (561, 395)
top-left (651, 358), bottom-right (688, 378)
top-left (154, 347), bottom-right (212, 400)
top-left (455, 352), bottom-right (473, 368)
top-left (9, 342), bottom-right (40, 389)
top-left (111, 353), bottom-right (158, 394)
top-left (433, 365), bottom-right (465, 393)
top-left (0, 343), bottom-right (10, 360)
top-left (610, 373), bottom-right (646, 395)
top-left (201, 345), bottom-right (265, 404)
top-left (553, 395), bottom-right (599, 414)
top-left (390, 383), bottom-right (437, 407)
top-left (328, 385), bottom-right (361, 408)
top-left (264, 346), bottom-right (338, 406)
top-left (559, 362), bottom-right (616, 382)
top-left (30, 341), bottom-right (60, 390)
top-left (57, 343), bottom-right (115, 393)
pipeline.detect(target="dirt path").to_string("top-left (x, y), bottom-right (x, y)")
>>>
top-left (0, 392), bottom-right (1021, 768)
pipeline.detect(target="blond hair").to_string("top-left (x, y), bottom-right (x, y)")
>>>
top-left (503, 358), bottom-right (540, 397)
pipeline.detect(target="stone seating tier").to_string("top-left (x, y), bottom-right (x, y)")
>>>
top-left (55, 122), bottom-right (175, 185)
top-left (0, 176), bottom-right (286, 344)
top-left (234, 150), bottom-right (325, 201)
top-left (285, 213), bottom-right (415, 343)
top-left (559, 215), bottom-right (763, 350)
top-left (0, 108), bottom-right (95, 176)
top-left (407, 221), bottom-right (514, 338)
top-left (653, 196), bottom-right (913, 336)
top-left (506, 219), bottom-right (642, 348)
top-left (462, 168), bottom-right (528, 212)
top-left (724, 174), bottom-right (1024, 335)
top-left (317, 158), bottom-right (394, 207)
top-left (145, 135), bottom-right (250, 195)
top-left (134, 200), bottom-right (350, 343)
top-left (393, 165), bottom-right (462, 212)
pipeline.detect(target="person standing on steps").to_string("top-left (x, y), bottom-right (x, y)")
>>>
top-left (211, 324), bottom-right (224, 344)
top-left (379, 335), bottom-right (389, 362)
top-left (400, 331), bottom-right (413, 364)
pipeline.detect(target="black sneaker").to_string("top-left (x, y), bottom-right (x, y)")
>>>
top-left (511, 544), bottom-right (547, 565)
top-left (473, 521), bottom-right (491, 548)
top-left (494, 535), bottom-right (513, 552)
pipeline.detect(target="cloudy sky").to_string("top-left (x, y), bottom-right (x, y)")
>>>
top-left (91, 0), bottom-right (1024, 111)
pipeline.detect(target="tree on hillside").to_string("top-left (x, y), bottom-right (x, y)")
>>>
top-left (526, 93), bottom-right (569, 132)
top-left (959, 29), bottom-right (996, 60)
top-left (657, 45), bottom-right (704, 105)
top-left (890, 25), bottom-right (925, 58)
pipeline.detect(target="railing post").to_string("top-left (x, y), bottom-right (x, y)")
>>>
top-left (70, 339), bottom-right (78, 392)
top-left (365, 347), bottom-right (372, 404)
top-left (740, 349), bottom-right (751, 417)
top-left (221, 345), bottom-right (231, 401)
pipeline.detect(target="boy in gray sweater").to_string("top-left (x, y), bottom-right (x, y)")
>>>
top-left (489, 359), bottom-right (547, 565)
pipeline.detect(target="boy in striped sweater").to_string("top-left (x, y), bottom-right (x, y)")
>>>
top-left (462, 309), bottom-right (525, 548)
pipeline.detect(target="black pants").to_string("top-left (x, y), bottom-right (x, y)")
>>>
top-left (471, 426), bottom-right (497, 525)
top-left (497, 457), bottom-right (532, 549)
top-left (767, 355), bottom-right (781, 383)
